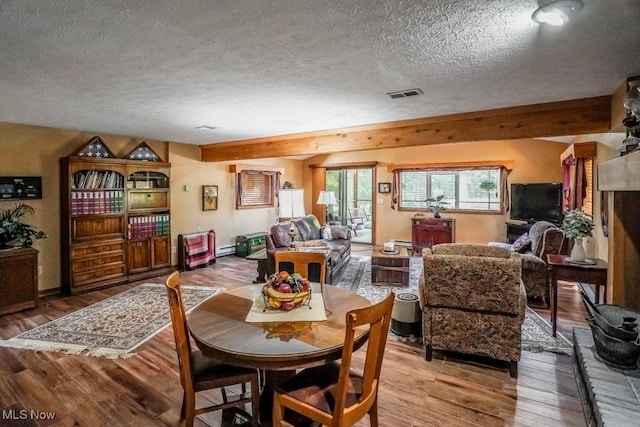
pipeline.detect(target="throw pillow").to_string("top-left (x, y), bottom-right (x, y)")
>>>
top-left (293, 239), bottom-right (329, 248)
top-left (321, 224), bottom-right (332, 240)
top-left (271, 222), bottom-right (293, 248)
top-left (331, 225), bottom-right (349, 240)
top-left (511, 232), bottom-right (531, 253)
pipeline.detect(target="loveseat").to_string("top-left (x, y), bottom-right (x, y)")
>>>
top-left (265, 214), bottom-right (351, 284)
top-left (489, 221), bottom-right (565, 304)
top-left (419, 243), bottom-right (527, 377)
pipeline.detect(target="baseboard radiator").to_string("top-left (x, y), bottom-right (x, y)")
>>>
top-left (217, 245), bottom-right (236, 257)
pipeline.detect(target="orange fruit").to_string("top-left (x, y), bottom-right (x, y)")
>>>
top-left (278, 271), bottom-right (289, 280)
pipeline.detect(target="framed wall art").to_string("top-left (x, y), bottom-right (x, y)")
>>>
top-left (378, 182), bottom-right (391, 193)
top-left (202, 185), bottom-right (218, 211)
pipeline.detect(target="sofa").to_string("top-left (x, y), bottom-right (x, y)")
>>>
top-left (265, 214), bottom-right (351, 284)
top-left (489, 221), bottom-right (565, 304)
top-left (418, 243), bottom-right (527, 377)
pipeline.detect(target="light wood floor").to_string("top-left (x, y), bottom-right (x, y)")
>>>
top-left (0, 247), bottom-right (589, 426)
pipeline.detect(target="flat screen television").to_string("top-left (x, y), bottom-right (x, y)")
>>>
top-left (510, 183), bottom-right (563, 225)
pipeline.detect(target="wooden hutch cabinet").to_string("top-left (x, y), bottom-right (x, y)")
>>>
top-left (411, 217), bottom-right (455, 255)
top-left (60, 138), bottom-right (171, 295)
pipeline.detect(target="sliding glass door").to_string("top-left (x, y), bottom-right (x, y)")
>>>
top-left (325, 167), bottom-right (373, 244)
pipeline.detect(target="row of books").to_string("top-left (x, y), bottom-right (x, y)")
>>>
top-left (128, 214), bottom-right (170, 239)
top-left (71, 191), bottom-right (124, 215)
top-left (73, 170), bottom-right (124, 189)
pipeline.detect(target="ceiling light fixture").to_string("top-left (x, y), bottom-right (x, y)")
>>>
top-left (532, 0), bottom-right (583, 26)
top-left (195, 125), bottom-right (218, 131)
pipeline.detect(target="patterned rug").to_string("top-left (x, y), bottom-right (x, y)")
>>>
top-left (336, 256), bottom-right (572, 355)
top-left (0, 283), bottom-right (219, 358)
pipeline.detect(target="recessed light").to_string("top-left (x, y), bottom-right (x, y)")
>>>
top-left (532, 0), bottom-right (583, 26)
top-left (195, 125), bottom-right (218, 131)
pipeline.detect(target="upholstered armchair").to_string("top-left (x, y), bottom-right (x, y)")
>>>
top-left (489, 221), bottom-right (565, 304)
top-left (418, 244), bottom-right (527, 377)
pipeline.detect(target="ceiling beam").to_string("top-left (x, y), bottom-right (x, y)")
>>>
top-left (200, 96), bottom-right (611, 162)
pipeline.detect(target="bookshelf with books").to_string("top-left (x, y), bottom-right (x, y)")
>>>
top-left (60, 138), bottom-right (172, 295)
top-left (125, 163), bottom-right (171, 275)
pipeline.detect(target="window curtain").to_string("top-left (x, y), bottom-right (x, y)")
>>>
top-left (390, 165), bottom-right (509, 211)
top-left (236, 170), bottom-right (281, 207)
top-left (562, 157), bottom-right (586, 212)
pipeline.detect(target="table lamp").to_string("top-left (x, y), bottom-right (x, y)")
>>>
top-left (316, 191), bottom-right (337, 225)
top-left (279, 189), bottom-right (305, 250)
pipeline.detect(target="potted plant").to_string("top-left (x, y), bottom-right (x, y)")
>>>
top-left (0, 203), bottom-right (47, 249)
top-left (562, 209), bottom-right (594, 262)
top-left (426, 195), bottom-right (449, 218)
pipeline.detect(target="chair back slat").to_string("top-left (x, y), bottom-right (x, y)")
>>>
top-left (165, 271), bottom-right (195, 394)
top-left (274, 251), bottom-right (326, 286)
top-left (333, 292), bottom-right (394, 425)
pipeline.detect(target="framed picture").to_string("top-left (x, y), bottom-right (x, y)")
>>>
top-left (378, 182), bottom-right (391, 193)
top-left (202, 185), bottom-right (218, 211)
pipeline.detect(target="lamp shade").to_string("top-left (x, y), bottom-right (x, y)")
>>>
top-left (279, 189), bottom-right (305, 219)
top-left (316, 191), bottom-right (337, 205)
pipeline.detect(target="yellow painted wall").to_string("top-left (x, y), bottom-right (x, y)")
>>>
top-left (168, 143), bottom-right (303, 259)
top-left (303, 139), bottom-right (567, 246)
top-left (0, 122), bottom-right (303, 292)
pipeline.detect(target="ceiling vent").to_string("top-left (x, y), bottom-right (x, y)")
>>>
top-left (386, 88), bottom-right (423, 99)
top-left (195, 125), bottom-right (218, 131)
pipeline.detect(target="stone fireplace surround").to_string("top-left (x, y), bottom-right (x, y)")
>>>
top-left (573, 328), bottom-right (640, 426)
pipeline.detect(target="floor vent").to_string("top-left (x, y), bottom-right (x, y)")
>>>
top-left (386, 88), bottom-right (423, 99)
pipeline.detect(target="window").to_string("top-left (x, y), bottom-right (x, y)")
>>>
top-left (398, 168), bottom-right (502, 212)
top-left (236, 171), bottom-right (275, 209)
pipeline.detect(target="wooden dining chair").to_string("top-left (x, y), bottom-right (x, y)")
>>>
top-left (274, 251), bottom-right (326, 287)
top-left (272, 292), bottom-right (395, 427)
top-left (165, 271), bottom-right (260, 427)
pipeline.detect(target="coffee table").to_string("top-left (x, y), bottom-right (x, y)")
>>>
top-left (246, 248), bottom-right (268, 282)
top-left (371, 245), bottom-right (410, 286)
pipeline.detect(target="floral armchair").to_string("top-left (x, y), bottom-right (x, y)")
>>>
top-left (418, 243), bottom-right (527, 377)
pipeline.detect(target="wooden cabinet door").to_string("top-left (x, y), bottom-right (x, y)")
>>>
top-left (412, 225), bottom-right (433, 251)
top-left (0, 248), bottom-right (38, 316)
top-left (431, 226), bottom-right (453, 246)
top-left (128, 239), bottom-right (150, 273)
top-left (151, 235), bottom-right (171, 269)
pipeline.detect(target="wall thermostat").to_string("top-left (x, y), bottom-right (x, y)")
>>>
top-left (0, 176), bottom-right (43, 200)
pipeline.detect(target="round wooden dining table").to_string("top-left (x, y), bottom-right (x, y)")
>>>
top-left (188, 283), bottom-right (372, 423)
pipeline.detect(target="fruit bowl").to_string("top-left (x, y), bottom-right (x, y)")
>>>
top-left (262, 271), bottom-right (312, 312)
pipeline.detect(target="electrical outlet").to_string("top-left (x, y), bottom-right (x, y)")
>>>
top-left (196, 226), bottom-right (201, 231)
top-left (38, 266), bottom-right (43, 275)
top-left (377, 198), bottom-right (384, 204)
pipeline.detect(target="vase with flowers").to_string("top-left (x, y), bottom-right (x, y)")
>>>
top-left (562, 209), bottom-right (595, 262)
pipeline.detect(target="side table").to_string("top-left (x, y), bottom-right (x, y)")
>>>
top-left (546, 254), bottom-right (608, 337)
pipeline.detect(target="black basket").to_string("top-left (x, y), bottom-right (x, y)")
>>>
top-left (587, 319), bottom-right (640, 369)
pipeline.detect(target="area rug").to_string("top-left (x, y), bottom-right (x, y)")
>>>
top-left (0, 283), bottom-right (219, 358)
top-left (336, 256), bottom-right (572, 355)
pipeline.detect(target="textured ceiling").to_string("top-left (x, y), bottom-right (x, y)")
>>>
top-left (1, 0), bottom-right (639, 145)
